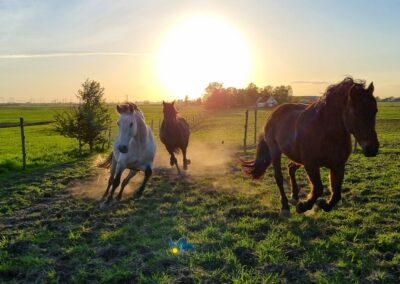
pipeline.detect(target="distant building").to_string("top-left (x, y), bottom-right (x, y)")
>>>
top-left (256, 95), bottom-right (278, 108)
top-left (297, 96), bottom-right (320, 104)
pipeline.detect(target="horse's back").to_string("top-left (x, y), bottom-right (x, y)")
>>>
top-left (264, 103), bottom-right (309, 162)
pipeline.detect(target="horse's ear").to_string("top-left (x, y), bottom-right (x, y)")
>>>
top-left (367, 82), bottom-right (374, 94)
top-left (162, 100), bottom-right (165, 106)
top-left (172, 100), bottom-right (175, 105)
top-left (117, 105), bottom-right (122, 113)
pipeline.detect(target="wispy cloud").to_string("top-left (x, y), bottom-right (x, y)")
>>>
top-left (291, 80), bottom-right (330, 85)
top-left (0, 52), bottom-right (151, 59)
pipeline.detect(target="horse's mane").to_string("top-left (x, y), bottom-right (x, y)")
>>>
top-left (315, 77), bottom-right (366, 109)
top-left (118, 102), bottom-right (148, 144)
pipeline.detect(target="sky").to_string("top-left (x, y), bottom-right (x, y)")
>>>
top-left (0, 0), bottom-right (399, 102)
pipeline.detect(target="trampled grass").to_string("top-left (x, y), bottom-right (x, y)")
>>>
top-left (0, 102), bottom-right (399, 283)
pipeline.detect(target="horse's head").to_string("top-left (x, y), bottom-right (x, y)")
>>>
top-left (343, 82), bottom-right (379, 157)
top-left (162, 100), bottom-right (178, 122)
top-left (116, 103), bottom-right (138, 153)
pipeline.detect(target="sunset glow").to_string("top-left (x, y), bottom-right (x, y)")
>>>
top-left (156, 16), bottom-right (251, 99)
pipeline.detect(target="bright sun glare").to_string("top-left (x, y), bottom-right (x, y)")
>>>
top-left (156, 15), bottom-right (251, 99)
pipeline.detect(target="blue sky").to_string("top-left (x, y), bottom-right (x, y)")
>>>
top-left (0, 0), bottom-right (399, 102)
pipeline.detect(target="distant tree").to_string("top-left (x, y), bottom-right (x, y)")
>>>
top-left (54, 79), bottom-right (111, 153)
top-left (184, 95), bottom-right (189, 105)
top-left (273, 85), bottom-right (292, 104)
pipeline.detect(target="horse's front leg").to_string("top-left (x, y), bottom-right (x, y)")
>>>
top-left (316, 164), bottom-right (344, 212)
top-left (296, 165), bottom-right (323, 213)
top-left (288, 162), bottom-right (301, 205)
top-left (102, 158), bottom-right (116, 200)
top-left (106, 164), bottom-right (125, 204)
top-left (134, 166), bottom-right (153, 198)
top-left (116, 169), bottom-right (137, 201)
top-left (167, 147), bottom-right (177, 166)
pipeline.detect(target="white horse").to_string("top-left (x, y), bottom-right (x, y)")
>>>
top-left (98, 102), bottom-right (156, 204)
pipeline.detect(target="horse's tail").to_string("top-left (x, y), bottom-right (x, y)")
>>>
top-left (240, 135), bottom-right (271, 179)
top-left (97, 152), bottom-right (113, 169)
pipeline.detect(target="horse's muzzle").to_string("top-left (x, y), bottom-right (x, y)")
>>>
top-left (119, 145), bottom-right (128, 153)
top-left (362, 143), bottom-right (379, 157)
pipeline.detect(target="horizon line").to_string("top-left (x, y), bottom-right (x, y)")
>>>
top-left (0, 52), bottom-right (152, 59)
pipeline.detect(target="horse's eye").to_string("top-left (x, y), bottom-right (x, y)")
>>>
top-left (130, 122), bottom-right (133, 127)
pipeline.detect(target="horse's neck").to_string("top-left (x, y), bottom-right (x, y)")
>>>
top-left (316, 98), bottom-right (349, 136)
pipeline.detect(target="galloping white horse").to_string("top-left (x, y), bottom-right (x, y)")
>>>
top-left (98, 102), bottom-right (156, 204)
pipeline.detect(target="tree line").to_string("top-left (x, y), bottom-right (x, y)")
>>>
top-left (202, 82), bottom-right (293, 110)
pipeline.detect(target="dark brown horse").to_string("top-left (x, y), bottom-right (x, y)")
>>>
top-left (160, 101), bottom-right (191, 171)
top-left (241, 77), bottom-right (379, 214)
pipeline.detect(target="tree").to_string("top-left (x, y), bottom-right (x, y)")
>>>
top-left (54, 79), bottom-right (111, 153)
top-left (272, 85), bottom-right (293, 104)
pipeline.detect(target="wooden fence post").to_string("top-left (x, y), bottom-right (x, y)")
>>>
top-left (254, 108), bottom-right (258, 144)
top-left (20, 118), bottom-right (26, 170)
top-left (244, 110), bottom-right (249, 153)
top-left (151, 119), bottom-right (154, 131)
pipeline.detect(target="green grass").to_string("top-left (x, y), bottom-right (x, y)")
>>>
top-left (0, 102), bottom-right (399, 283)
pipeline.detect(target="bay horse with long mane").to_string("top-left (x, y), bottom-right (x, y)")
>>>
top-left (241, 77), bottom-right (379, 214)
top-left (160, 101), bottom-right (191, 171)
top-left (98, 102), bottom-right (156, 204)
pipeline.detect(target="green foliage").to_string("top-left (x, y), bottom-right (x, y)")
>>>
top-left (203, 81), bottom-right (292, 109)
top-left (54, 79), bottom-right (111, 152)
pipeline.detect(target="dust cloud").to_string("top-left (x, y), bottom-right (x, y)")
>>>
top-left (67, 141), bottom-right (237, 200)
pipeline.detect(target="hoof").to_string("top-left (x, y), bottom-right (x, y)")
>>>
top-left (116, 195), bottom-right (122, 202)
top-left (280, 209), bottom-right (291, 218)
top-left (133, 188), bottom-right (144, 198)
top-left (296, 202), bottom-right (308, 214)
top-left (186, 159), bottom-right (191, 165)
top-left (289, 198), bottom-right (299, 206)
top-left (99, 201), bottom-right (108, 210)
top-left (315, 199), bottom-right (332, 212)
top-left (183, 164), bottom-right (188, 171)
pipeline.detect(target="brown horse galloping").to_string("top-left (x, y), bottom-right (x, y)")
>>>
top-left (160, 101), bottom-right (191, 171)
top-left (241, 77), bottom-right (379, 214)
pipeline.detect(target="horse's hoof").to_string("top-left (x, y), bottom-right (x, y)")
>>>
top-left (133, 188), bottom-right (144, 198)
top-left (289, 198), bottom-right (299, 206)
top-left (280, 209), bottom-right (291, 218)
top-left (116, 195), bottom-right (122, 202)
top-left (186, 159), bottom-right (191, 165)
top-left (99, 201), bottom-right (108, 210)
top-left (183, 164), bottom-right (188, 171)
top-left (296, 202), bottom-right (307, 214)
top-left (315, 199), bottom-right (332, 212)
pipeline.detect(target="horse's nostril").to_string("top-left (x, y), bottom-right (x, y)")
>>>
top-left (119, 145), bottom-right (128, 153)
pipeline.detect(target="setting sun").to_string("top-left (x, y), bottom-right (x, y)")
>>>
top-left (156, 15), bottom-right (251, 99)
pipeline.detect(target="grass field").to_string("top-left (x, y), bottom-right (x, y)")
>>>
top-left (0, 102), bottom-right (399, 283)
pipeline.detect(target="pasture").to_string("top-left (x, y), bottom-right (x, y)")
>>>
top-left (0, 103), bottom-right (399, 283)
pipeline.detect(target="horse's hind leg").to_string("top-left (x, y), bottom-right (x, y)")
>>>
top-left (116, 169), bottom-right (137, 201)
top-left (288, 162), bottom-right (301, 205)
top-left (316, 164), bottom-right (344, 212)
top-left (182, 147), bottom-right (190, 170)
top-left (272, 154), bottom-right (290, 215)
top-left (296, 165), bottom-right (323, 213)
top-left (134, 166), bottom-right (152, 197)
